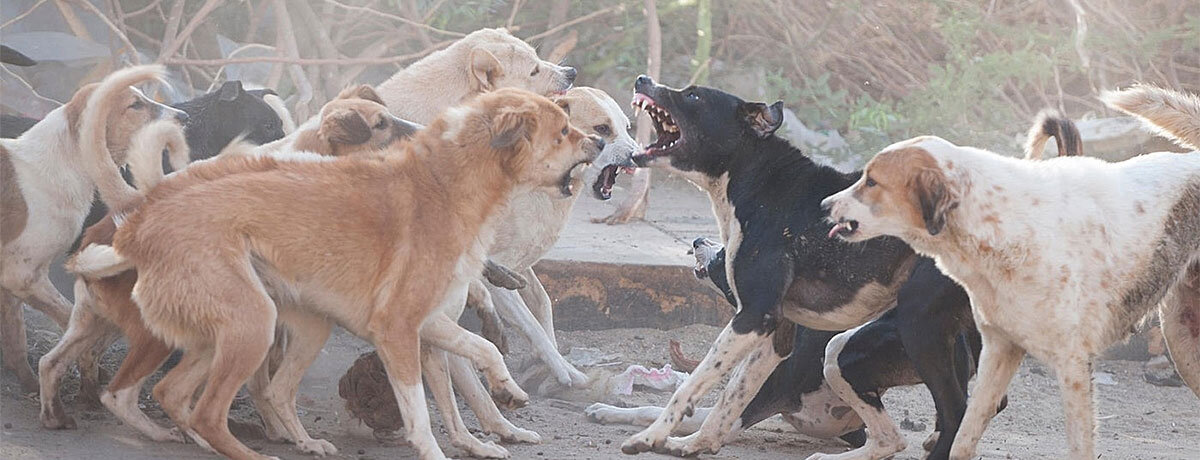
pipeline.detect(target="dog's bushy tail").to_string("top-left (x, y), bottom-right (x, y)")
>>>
top-left (1024, 109), bottom-right (1083, 159)
top-left (126, 120), bottom-right (188, 191)
top-left (67, 243), bottom-right (132, 279)
top-left (79, 65), bottom-right (171, 209)
top-left (1101, 84), bottom-right (1200, 151)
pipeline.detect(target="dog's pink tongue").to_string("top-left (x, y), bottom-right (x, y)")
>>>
top-left (828, 223), bottom-right (847, 239)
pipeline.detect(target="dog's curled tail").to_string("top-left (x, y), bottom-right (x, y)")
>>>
top-left (67, 244), bottom-right (133, 279)
top-left (126, 120), bottom-right (189, 191)
top-left (79, 65), bottom-right (170, 209)
top-left (1024, 109), bottom-right (1083, 159)
top-left (1101, 84), bottom-right (1200, 151)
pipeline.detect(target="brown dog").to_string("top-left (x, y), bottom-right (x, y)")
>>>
top-left (71, 88), bottom-right (602, 460)
top-left (37, 86), bottom-right (414, 448)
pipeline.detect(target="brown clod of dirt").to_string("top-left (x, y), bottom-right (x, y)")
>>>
top-left (668, 339), bottom-right (699, 373)
top-left (338, 351), bottom-right (403, 433)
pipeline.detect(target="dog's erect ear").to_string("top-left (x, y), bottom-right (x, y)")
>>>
top-left (337, 84), bottom-right (385, 105)
top-left (914, 168), bottom-right (958, 236)
top-left (469, 48), bottom-right (504, 93)
top-left (490, 104), bottom-right (537, 151)
top-left (322, 109), bottom-right (372, 145)
top-left (739, 101), bottom-right (784, 138)
top-left (218, 81), bottom-right (244, 102)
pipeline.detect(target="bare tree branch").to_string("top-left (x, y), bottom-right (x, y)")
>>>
top-left (322, 0), bottom-right (466, 38)
top-left (1, 0), bottom-right (50, 30)
top-left (526, 4), bottom-right (626, 42)
top-left (157, 0), bottom-right (225, 63)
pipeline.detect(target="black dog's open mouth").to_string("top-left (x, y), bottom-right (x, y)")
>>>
top-left (631, 93), bottom-right (681, 162)
top-left (560, 160), bottom-right (592, 197)
top-left (828, 219), bottom-right (860, 239)
top-left (593, 164), bottom-right (620, 200)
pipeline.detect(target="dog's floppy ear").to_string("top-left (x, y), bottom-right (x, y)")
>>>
top-left (739, 101), bottom-right (784, 138)
top-left (337, 84), bottom-right (385, 105)
top-left (321, 109), bottom-right (372, 145)
top-left (490, 103), bottom-right (537, 151)
top-left (555, 98), bottom-right (571, 115)
top-left (913, 168), bottom-right (958, 236)
top-left (469, 48), bottom-right (504, 93)
top-left (218, 80), bottom-right (244, 102)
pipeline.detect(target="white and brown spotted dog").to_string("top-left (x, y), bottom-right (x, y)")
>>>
top-left (821, 87), bottom-right (1200, 459)
top-left (1, 65), bottom-right (186, 392)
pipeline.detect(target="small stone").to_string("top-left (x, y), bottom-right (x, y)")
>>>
top-left (537, 452), bottom-right (545, 456)
top-left (358, 449), bottom-right (366, 455)
top-left (605, 439), bottom-right (612, 445)
top-left (3, 423), bottom-right (11, 429)
top-left (900, 417), bottom-right (926, 432)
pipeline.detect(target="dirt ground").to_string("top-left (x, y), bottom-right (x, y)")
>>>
top-left (2, 308), bottom-right (1198, 460)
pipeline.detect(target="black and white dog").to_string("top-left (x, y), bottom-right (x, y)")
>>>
top-left (607, 76), bottom-right (1040, 460)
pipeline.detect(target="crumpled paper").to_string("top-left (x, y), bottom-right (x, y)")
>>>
top-left (610, 364), bottom-right (689, 395)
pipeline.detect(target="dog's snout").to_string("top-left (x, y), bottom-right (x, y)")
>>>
top-left (692, 237), bottom-right (707, 249)
top-left (562, 67), bottom-right (577, 84)
top-left (635, 75), bottom-right (654, 92)
top-left (592, 135), bottom-right (606, 152)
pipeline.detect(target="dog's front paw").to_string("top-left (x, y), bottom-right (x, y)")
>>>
top-left (39, 399), bottom-right (77, 430)
top-left (493, 424), bottom-right (541, 444)
top-left (489, 380), bottom-right (530, 410)
top-left (620, 427), bottom-right (667, 455)
top-left (297, 437), bottom-right (338, 456)
top-left (584, 403), bottom-right (621, 424)
top-left (655, 433), bottom-right (720, 457)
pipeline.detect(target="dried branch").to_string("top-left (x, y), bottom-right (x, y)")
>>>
top-left (157, 0), bottom-right (224, 63)
top-left (165, 45), bottom-right (450, 67)
top-left (526, 4), bottom-right (626, 42)
top-left (0, 0), bottom-right (50, 30)
top-left (72, 0), bottom-right (141, 64)
top-left (322, 0), bottom-right (466, 38)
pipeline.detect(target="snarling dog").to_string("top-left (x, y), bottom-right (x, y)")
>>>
top-left (1, 65), bottom-right (187, 393)
top-left (821, 86), bottom-right (1200, 459)
top-left (39, 87), bottom-right (416, 453)
top-left (472, 86), bottom-right (638, 392)
top-left (610, 76), bottom-right (1040, 460)
top-left (70, 89), bottom-right (603, 460)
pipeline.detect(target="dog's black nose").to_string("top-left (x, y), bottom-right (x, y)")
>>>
top-left (562, 67), bottom-right (577, 84)
top-left (174, 111), bottom-right (189, 124)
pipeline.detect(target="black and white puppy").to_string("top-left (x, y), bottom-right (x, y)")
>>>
top-left (612, 76), bottom-right (996, 460)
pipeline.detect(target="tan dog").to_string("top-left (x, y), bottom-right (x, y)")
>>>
top-left (72, 89), bottom-right (602, 460)
top-left (37, 87), bottom-right (414, 451)
top-left (1, 65), bottom-right (186, 392)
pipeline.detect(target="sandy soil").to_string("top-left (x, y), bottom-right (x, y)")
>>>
top-left (2, 310), bottom-right (1197, 460)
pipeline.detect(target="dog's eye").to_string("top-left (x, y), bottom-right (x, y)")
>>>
top-left (561, 126), bottom-right (569, 136)
top-left (594, 124), bottom-right (611, 136)
top-left (374, 118), bottom-right (388, 130)
top-left (865, 177), bottom-right (877, 187)
top-left (530, 66), bottom-right (540, 77)
top-left (129, 100), bottom-right (144, 110)
top-left (686, 92), bottom-right (699, 101)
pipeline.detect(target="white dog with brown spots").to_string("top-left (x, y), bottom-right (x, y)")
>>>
top-left (821, 87), bottom-right (1200, 459)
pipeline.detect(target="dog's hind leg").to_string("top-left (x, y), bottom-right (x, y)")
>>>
top-left (255, 311), bottom-right (337, 456)
top-left (448, 354), bottom-right (542, 444)
top-left (38, 282), bottom-right (115, 429)
top-left (949, 327), bottom-right (1024, 460)
top-left (103, 326), bottom-right (180, 442)
top-left (1054, 356), bottom-right (1097, 460)
top-left (422, 347), bottom-right (508, 458)
top-left (14, 273), bottom-right (72, 329)
top-left (0, 289), bottom-right (38, 392)
top-left (187, 298), bottom-right (278, 460)
top-left (153, 348), bottom-right (215, 451)
top-left (809, 319), bottom-right (915, 460)
top-left (489, 284), bottom-right (588, 388)
top-left (1161, 264), bottom-right (1200, 398)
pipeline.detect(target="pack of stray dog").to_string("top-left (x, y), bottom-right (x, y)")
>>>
top-left (2, 24), bottom-right (1197, 460)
